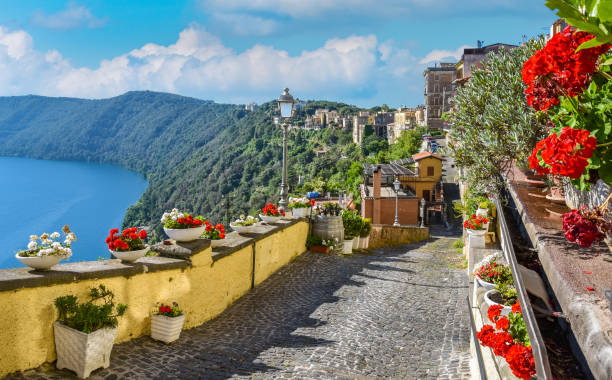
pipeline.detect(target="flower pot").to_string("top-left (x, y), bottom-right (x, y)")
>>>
top-left (476, 208), bottom-right (488, 218)
top-left (352, 237), bottom-right (360, 249)
top-left (151, 314), bottom-right (186, 344)
top-left (310, 245), bottom-right (330, 253)
top-left (466, 228), bottom-right (487, 237)
top-left (291, 207), bottom-right (311, 218)
top-left (483, 290), bottom-right (512, 317)
top-left (16, 253), bottom-right (64, 270)
top-left (209, 239), bottom-right (225, 248)
top-left (109, 246), bottom-right (148, 263)
top-left (163, 226), bottom-right (206, 242)
top-left (359, 236), bottom-right (370, 249)
top-left (475, 276), bottom-right (496, 291)
top-left (259, 214), bottom-right (284, 223)
top-left (229, 223), bottom-right (257, 234)
top-left (54, 321), bottom-right (117, 378)
top-left (343, 239), bottom-right (353, 255)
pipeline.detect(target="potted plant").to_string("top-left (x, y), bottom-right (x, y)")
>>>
top-left (306, 236), bottom-right (337, 253)
top-left (341, 210), bottom-right (362, 255)
top-left (229, 215), bottom-right (260, 234)
top-left (105, 227), bottom-right (148, 263)
top-left (288, 197), bottom-right (314, 218)
top-left (259, 203), bottom-right (285, 223)
top-left (16, 225), bottom-right (76, 270)
top-left (202, 221), bottom-right (225, 247)
top-left (476, 201), bottom-right (490, 218)
top-left (484, 281), bottom-right (517, 317)
top-left (464, 214), bottom-right (489, 236)
top-left (473, 261), bottom-right (512, 290)
top-left (358, 218), bottom-right (372, 249)
top-left (161, 208), bottom-right (206, 242)
top-left (54, 285), bottom-right (127, 378)
top-left (151, 302), bottom-right (185, 344)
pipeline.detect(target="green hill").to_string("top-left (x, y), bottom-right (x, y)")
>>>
top-left (0, 91), bottom-right (362, 241)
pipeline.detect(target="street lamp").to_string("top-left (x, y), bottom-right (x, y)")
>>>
top-left (393, 177), bottom-right (401, 227)
top-left (420, 198), bottom-right (426, 227)
top-left (277, 88), bottom-right (295, 211)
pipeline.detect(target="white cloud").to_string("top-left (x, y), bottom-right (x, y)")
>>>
top-left (32, 2), bottom-right (107, 30)
top-left (419, 45), bottom-right (472, 64)
top-left (210, 13), bottom-right (280, 36)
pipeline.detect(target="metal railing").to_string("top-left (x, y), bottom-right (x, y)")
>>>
top-left (467, 295), bottom-right (488, 380)
top-left (494, 196), bottom-right (552, 379)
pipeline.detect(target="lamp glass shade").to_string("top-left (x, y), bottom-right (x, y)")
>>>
top-left (279, 102), bottom-right (293, 118)
top-left (393, 179), bottom-right (400, 191)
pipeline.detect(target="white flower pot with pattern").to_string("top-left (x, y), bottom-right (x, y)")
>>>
top-left (358, 236), bottom-right (370, 249)
top-left (259, 214), bottom-right (283, 223)
top-left (16, 253), bottom-right (64, 270)
top-left (109, 246), bottom-right (149, 263)
top-left (352, 237), bottom-right (360, 249)
top-left (475, 276), bottom-right (496, 291)
top-left (54, 321), bottom-right (117, 378)
top-left (343, 239), bottom-right (353, 255)
top-left (291, 207), bottom-right (311, 218)
top-left (229, 223), bottom-right (257, 234)
top-left (163, 226), bottom-right (206, 242)
top-left (483, 290), bottom-right (512, 317)
top-left (151, 314), bottom-right (186, 344)
top-left (476, 208), bottom-right (489, 218)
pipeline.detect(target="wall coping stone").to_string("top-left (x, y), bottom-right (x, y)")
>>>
top-left (151, 238), bottom-right (210, 260)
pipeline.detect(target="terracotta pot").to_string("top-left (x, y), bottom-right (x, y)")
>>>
top-left (310, 245), bottom-right (330, 253)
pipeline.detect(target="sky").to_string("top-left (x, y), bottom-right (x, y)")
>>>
top-left (0, 0), bottom-right (557, 108)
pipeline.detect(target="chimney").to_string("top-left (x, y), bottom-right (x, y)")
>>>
top-left (373, 166), bottom-right (382, 198)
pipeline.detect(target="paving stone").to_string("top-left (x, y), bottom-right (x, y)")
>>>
top-left (10, 229), bottom-right (470, 379)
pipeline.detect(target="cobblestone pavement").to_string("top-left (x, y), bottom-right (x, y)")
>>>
top-left (13, 231), bottom-right (471, 380)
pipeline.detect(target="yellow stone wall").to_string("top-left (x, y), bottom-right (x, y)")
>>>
top-left (368, 225), bottom-right (430, 248)
top-left (0, 221), bottom-right (308, 377)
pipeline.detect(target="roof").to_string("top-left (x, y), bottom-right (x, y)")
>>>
top-left (412, 152), bottom-right (443, 161)
top-left (391, 157), bottom-right (415, 166)
top-left (364, 163), bottom-right (416, 177)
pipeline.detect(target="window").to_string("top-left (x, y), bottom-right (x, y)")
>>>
top-left (427, 166), bottom-right (434, 176)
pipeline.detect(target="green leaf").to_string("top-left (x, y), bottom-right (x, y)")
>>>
top-left (577, 36), bottom-right (607, 50)
top-left (565, 16), bottom-right (604, 34)
top-left (546, 0), bottom-right (585, 19)
top-left (598, 0), bottom-right (612, 22)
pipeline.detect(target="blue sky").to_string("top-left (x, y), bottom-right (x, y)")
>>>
top-left (0, 0), bottom-right (556, 107)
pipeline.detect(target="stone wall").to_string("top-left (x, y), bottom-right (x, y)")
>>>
top-left (0, 219), bottom-right (308, 377)
top-left (368, 225), bottom-right (429, 248)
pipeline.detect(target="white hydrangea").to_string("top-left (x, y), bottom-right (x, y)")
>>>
top-left (27, 241), bottom-right (38, 250)
top-left (50, 232), bottom-right (60, 239)
top-left (30, 235), bottom-right (39, 241)
top-left (161, 208), bottom-right (184, 223)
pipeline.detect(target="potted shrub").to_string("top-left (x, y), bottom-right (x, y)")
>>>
top-left (259, 203), bottom-right (285, 223)
top-left (16, 225), bottom-right (76, 270)
top-left (105, 227), bottom-right (148, 263)
top-left (473, 261), bottom-right (512, 290)
top-left (306, 236), bottom-right (337, 253)
top-left (54, 285), bottom-right (127, 378)
top-left (358, 218), bottom-right (372, 249)
top-left (229, 215), bottom-right (260, 234)
top-left (341, 210), bottom-right (362, 255)
top-left (161, 208), bottom-right (206, 242)
top-left (151, 302), bottom-right (185, 344)
top-left (464, 214), bottom-right (489, 236)
top-left (202, 221), bottom-right (225, 247)
top-left (288, 197), bottom-right (314, 218)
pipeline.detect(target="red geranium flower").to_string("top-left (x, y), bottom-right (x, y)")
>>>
top-left (511, 301), bottom-right (521, 315)
top-left (505, 344), bottom-right (536, 380)
top-left (495, 316), bottom-right (510, 331)
top-left (488, 304), bottom-right (504, 322)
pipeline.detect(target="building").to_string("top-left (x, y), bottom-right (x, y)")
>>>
top-left (423, 63), bottom-right (455, 129)
top-left (454, 42), bottom-right (517, 88)
top-left (388, 107), bottom-right (417, 144)
top-left (373, 111), bottom-right (394, 140)
top-left (415, 105), bottom-right (426, 126)
top-left (245, 102), bottom-right (257, 111)
top-left (352, 111), bottom-right (370, 145)
top-left (549, 19), bottom-right (568, 39)
top-left (360, 151), bottom-right (444, 225)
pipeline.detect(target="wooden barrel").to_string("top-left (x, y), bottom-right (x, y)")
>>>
top-left (313, 215), bottom-right (344, 242)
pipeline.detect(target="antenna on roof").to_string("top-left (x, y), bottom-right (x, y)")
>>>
top-left (477, 40), bottom-right (484, 48)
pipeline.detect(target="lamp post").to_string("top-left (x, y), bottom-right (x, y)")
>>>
top-left (420, 198), bottom-right (426, 227)
top-left (393, 177), bottom-right (401, 227)
top-left (277, 88), bottom-right (295, 211)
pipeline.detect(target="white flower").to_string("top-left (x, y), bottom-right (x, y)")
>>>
top-left (42, 239), bottom-right (52, 245)
top-left (64, 239), bottom-right (70, 245)
top-left (30, 235), bottom-right (39, 241)
top-left (40, 233), bottom-right (49, 240)
top-left (50, 232), bottom-right (60, 239)
top-left (171, 216), bottom-right (177, 221)
top-left (51, 242), bottom-right (61, 249)
top-left (240, 214), bottom-right (245, 220)
top-left (27, 241), bottom-right (38, 250)
top-left (68, 233), bottom-right (76, 242)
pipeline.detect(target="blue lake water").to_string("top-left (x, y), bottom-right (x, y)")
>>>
top-left (0, 157), bottom-right (148, 269)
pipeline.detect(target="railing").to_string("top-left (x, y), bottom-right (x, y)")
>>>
top-left (494, 197), bottom-right (553, 379)
top-left (467, 295), bottom-right (488, 380)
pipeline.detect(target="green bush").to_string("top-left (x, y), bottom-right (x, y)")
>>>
top-left (306, 236), bottom-right (323, 249)
top-left (54, 285), bottom-right (127, 334)
top-left (342, 210), bottom-right (363, 239)
top-left (359, 217), bottom-right (372, 237)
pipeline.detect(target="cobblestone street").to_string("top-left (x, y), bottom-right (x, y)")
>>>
top-left (14, 232), bottom-right (471, 380)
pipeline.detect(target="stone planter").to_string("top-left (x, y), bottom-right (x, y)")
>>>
top-left (209, 239), bottom-right (225, 248)
top-left (358, 236), bottom-right (370, 249)
top-left (291, 207), bottom-right (311, 218)
top-left (352, 237), bottom-right (360, 249)
top-left (151, 314), bottom-right (186, 344)
top-left (343, 239), bottom-right (353, 255)
top-left (109, 246), bottom-right (148, 263)
top-left (475, 275), bottom-right (496, 291)
top-left (483, 290), bottom-right (512, 317)
top-left (229, 223), bottom-right (258, 234)
top-left (16, 253), bottom-right (64, 270)
top-left (163, 226), bottom-right (206, 242)
top-left (476, 208), bottom-right (488, 218)
top-left (466, 228), bottom-right (487, 237)
top-left (54, 321), bottom-right (117, 378)
top-left (259, 214), bottom-right (283, 223)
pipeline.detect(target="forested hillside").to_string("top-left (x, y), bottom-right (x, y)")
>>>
top-left (0, 91), bottom-right (362, 241)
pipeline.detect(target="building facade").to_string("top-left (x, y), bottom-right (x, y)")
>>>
top-left (423, 63), bottom-right (455, 129)
top-left (352, 111), bottom-right (370, 145)
top-left (454, 42), bottom-right (517, 88)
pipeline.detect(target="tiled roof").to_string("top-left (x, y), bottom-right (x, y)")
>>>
top-left (412, 152), bottom-right (443, 161)
top-left (363, 163), bottom-right (416, 177)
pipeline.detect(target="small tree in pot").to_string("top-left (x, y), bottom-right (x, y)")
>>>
top-left (342, 210), bottom-right (362, 255)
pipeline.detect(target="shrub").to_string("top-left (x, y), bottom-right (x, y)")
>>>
top-left (342, 210), bottom-right (363, 239)
top-left (359, 217), bottom-right (372, 238)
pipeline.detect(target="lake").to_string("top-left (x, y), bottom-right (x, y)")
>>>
top-left (0, 157), bottom-right (148, 269)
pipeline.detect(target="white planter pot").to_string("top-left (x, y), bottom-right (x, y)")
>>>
top-left (108, 246), bottom-right (149, 263)
top-left (229, 223), bottom-right (257, 234)
top-left (151, 314), bottom-right (186, 344)
top-left (483, 290), bottom-right (512, 318)
top-left (54, 321), bottom-right (117, 378)
top-left (209, 239), bottom-right (225, 248)
top-left (163, 226), bottom-right (206, 242)
top-left (343, 239), bottom-right (353, 255)
top-left (466, 228), bottom-right (487, 237)
top-left (291, 207), bottom-right (311, 218)
top-left (16, 253), bottom-right (64, 270)
top-left (476, 208), bottom-right (489, 218)
top-left (352, 237), bottom-right (360, 249)
top-left (358, 236), bottom-right (370, 249)
top-left (259, 214), bottom-right (283, 223)
top-left (475, 276), bottom-right (496, 291)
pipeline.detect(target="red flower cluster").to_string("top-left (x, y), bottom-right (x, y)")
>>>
top-left (262, 203), bottom-right (285, 217)
top-left (528, 127), bottom-right (597, 178)
top-left (176, 214), bottom-right (203, 228)
top-left (478, 303), bottom-right (535, 380)
top-left (477, 263), bottom-right (505, 283)
top-left (562, 205), bottom-right (609, 247)
top-left (203, 221), bottom-right (225, 240)
top-left (158, 305), bottom-right (172, 313)
top-left (522, 26), bottom-right (610, 111)
top-left (106, 227), bottom-right (147, 251)
top-left (463, 214), bottom-right (489, 230)
top-left (310, 199), bottom-right (316, 206)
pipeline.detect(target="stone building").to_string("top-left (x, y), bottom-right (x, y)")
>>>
top-left (454, 42), bottom-right (517, 88)
top-left (388, 107), bottom-right (417, 145)
top-left (352, 111), bottom-right (370, 144)
top-left (423, 63), bottom-right (455, 129)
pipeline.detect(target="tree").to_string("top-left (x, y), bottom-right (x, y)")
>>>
top-left (389, 127), bottom-right (426, 160)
